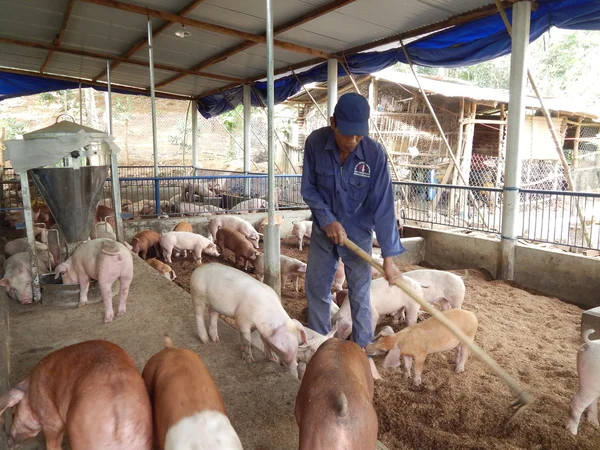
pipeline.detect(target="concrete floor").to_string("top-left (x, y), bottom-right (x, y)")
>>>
top-left (6, 255), bottom-right (389, 450)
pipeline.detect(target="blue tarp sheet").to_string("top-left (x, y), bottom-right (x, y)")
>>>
top-left (1, 0), bottom-right (599, 114)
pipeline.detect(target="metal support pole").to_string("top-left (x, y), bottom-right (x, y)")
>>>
top-left (264, 0), bottom-right (281, 297)
top-left (79, 83), bottom-right (83, 125)
top-left (147, 16), bottom-right (161, 215)
top-left (243, 84), bottom-right (252, 198)
top-left (192, 99), bottom-right (198, 173)
top-left (498, 0), bottom-right (531, 280)
top-left (20, 171), bottom-right (41, 302)
top-left (106, 60), bottom-right (124, 242)
top-left (327, 58), bottom-right (338, 119)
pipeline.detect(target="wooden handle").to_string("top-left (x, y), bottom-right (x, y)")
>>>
top-left (343, 237), bottom-right (534, 408)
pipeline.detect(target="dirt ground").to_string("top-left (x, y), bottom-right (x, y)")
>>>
top-left (167, 236), bottom-right (600, 450)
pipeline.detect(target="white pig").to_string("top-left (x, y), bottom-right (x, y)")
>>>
top-left (404, 269), bottom-right (465, 310)
top-left (331, 259), bottom-right (345, 292)
top-left (566, 329), bottom-right (600, 435)
top-left (229, 198), bottom-right (267, 213)
top-left (4, 238), bottom-right (48, 257)
top-left (332, 276), bottom-right (424, 340)
top-left (159, 231), bottom-right (219, 264)
top-left (254, 253), bottom-right (307, 292)
top-left (0, 253), bottom-right (52, 304)
top-left (292, 221), bottom-right (312, 252)
top-left (178, 202), bottom-right (210, 215)
top-left (208, 215), bottom-right (261, 249)
top-left (190, 263), bottom-right (307, 377)
top-left (54, 239), bottom-right (134, 324)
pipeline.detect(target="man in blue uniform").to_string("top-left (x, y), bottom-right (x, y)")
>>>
top-left (301, 92), bottom-right (404, 349)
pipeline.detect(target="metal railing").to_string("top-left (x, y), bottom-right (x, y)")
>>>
top-left (116, 165), bottom-right (265, 178)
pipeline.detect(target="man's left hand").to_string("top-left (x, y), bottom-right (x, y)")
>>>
top-left (382, 257), bottom-right (403, 285)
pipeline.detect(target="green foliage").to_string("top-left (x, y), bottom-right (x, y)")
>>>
top-left (2, 118), bottom-right (26, 139)
top-left (221, 105), bottom-right (243, 133)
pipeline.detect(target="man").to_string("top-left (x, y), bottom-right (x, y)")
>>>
top-left (301, 92), bottom-right (404, 349)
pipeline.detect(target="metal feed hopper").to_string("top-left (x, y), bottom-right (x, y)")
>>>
top-left (23, 121), bottom-right (111, 244)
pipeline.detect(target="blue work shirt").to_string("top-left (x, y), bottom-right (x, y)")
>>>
top-left (301, 126), bottom-right (404, 259)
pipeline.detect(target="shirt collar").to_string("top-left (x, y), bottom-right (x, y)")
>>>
top-left (324, 128), bottom-right (366, 161)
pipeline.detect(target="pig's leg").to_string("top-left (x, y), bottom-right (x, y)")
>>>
top-left (162, 245), bottom-right (173, 263)
top-left (567, 390), bottom-right (598, 435)
top-left (182, 250), bottom-right (188, 258)
top-left (392, 308), bottom-right (405, 325)
top-left (117, 276), bottom-right (132, 316)
top-left (44, 431), bottom-right (65, 450)
top-left (208, 308), bottom-right (220, 343)
top-left (238, 323), bottom-right (254, 363)
top-left (412, 355), bottom-right (426, 386)
top-left (456, 343), bottom-right (470, 373)
top-left (298, 236), bottom-right (303, 252)
top-left (141, 249), bottom-right (148, 260)
top-left (261, 336), bottom-right (279, 363)
top-left (99, 280), bottom-right (115, 323)
top-left (194, 300), bottom-right (209, 344)
top-left (294, 276), bottom-right (299, 293)
top-left (403, 356), bottom-right (412, 379)
top-left (440, 298), bottom-right (451, 311)
top-left (405, 304), bottom-right (420, 326)
top-left (78, 274), bottom-right (90, 307)
top-left (586, 398), bottom-right (599, 428)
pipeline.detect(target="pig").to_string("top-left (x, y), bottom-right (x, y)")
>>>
top-left (566, 329), bottom-right (600, 435)
top-left (332, 276), bottom-right (424, 341)
top-left (254, 253), bottom-right (307, 292)
top-left (331, 259), bottom-right (345, 292)
top-left (184, 181), bottom-right (212, 199)
top-left (0, 340), bottom-right (152, 450)
top-left (258, 214), bottom-right (284, 235)
top-left (292, 220), bottom-right (312, 251)
top-left (365, 308), bottom-right (479, 386)
top-left (295, 338), bottom-right (378, 450)
top-left (4, 238), bottom-right (48, 257)
top-left (333, 289), bottom-right (348, 307)
top-left (54, 239), bottom-right (134, 324)
top-left (404, 269), bottom-right (466, 310)
top-left (216, 227), bottom-right (260, 269)
top-left (229, 198), bottom-right (268, 213)
top-left (179, 202), bottom-right (210, 215)
top-left (296, 325), bottom-right (339, 380)
top-left (159, 231), bottom-right (219, 264)
top-left (190, 263), bottom-right (307, 377)
top-left (173, 222), bottom-right (193, 257)
top-left (147, 258), bottom-right (176, 281)
top-left (90, 221), bottom-right (116, 240)
top-left (208, 215), bottom-right (261, 249)
top-left (0, 252), bottom-right (53, 304)
top-left (131, 230), bottom-right (161, 260)
top-left (371, 253), bottom-right (384, 277)
top-left (203, 204), bottom-right (226, 213)
top-left (95, 205), bottom-right (116, 230)
top-left (142, 336), bottom-right (242, 450)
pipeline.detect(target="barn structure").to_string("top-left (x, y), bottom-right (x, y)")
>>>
top-left (1, 0), bottom-right (600, 449)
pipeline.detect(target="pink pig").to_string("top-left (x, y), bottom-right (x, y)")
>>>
top-left (54, 239), bottom-right (134, 324)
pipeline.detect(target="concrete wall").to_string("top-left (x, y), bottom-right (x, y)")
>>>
top-left (0, 291), bottom-right (9, 448)
top-left (403, 226), bottom-right (600, 308)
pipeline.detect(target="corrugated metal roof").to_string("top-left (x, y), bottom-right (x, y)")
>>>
top-left (0, 0), bottom-right (498, 99)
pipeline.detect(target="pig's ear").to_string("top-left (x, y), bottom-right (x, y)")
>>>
top-left (170, 271), bottom-right (177, 280)
top-left (297, 265), bottom-right (307, 273)
top-left (0, 387), bottom-right (26, 419)
top-left (293, 319), bottom-right (308, 344)
top-left (54, 263), bottom-right (69, 279)
top-left (383, 345), bottom-right (402, 368)
top-left (0, 278), bottom-right (10, 288)
top-left (325, 325), bottom-right (338, 339)
top-left (257, 233), bottom-right (264, 237)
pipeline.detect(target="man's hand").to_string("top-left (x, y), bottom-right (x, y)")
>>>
top-left (383, 257), bottom-right (403, 285)
top-left (325, 221), bottom-right (347, 245)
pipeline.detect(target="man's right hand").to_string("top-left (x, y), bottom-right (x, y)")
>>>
top-left (325, 221), bottom-right (347, 245)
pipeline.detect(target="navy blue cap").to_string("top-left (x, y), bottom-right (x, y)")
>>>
top-left (333, 92), bottom-right (370, 137)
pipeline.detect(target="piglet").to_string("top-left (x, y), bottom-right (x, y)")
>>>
top-left (254, 253), bottom-right (307, 292)
top-left (216, 227), bottom-right (260, 269)
top-left (365, 308), bottom-right (479, 386)
top-left (0, 340), bottom-right (152, 450)
top-left (147, 258), bottom-right (176, 281)
top-left (295, 338), bottom-right (378, 450)
top-left (54, 239), bottom-right (134, 324)
top-left (292, 220), bottom-right (312, 252)
top-left (159, 231), bottom-right (219, 264)
top-left (209, 215), bottom-right (261, 249)
top-left (131, 230), bottom-right (161, 260)
top-left (191, 263), bottom-right (307, 377)
top-left (566, 329), bottom-right (600, 435)
top-left (331, 259), bottom-right (345, 292)
top-left (258, 214), bottom-right (284, 235)
top-left (404, 269), bottom-right (465, 310)
top-left (142, 336), bottom-right (242, 450)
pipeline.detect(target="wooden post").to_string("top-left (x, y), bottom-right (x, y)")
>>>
top-left (460, 102), bottom-right (477, 187)
top-left (496, 103), bottom-right (506, 187)
top-left (451, 98), bottom-right (465, 187)
top-left (573, 119), bottom-right (583, 171)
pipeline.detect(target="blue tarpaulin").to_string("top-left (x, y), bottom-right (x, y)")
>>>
top-left (1, 0), bottom-right (599, 114)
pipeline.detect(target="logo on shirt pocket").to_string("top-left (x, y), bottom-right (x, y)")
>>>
top-left (353, 161), bottom-right (371, 178)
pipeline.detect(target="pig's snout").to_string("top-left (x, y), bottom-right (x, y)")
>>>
top-left (364, 343), bottom-right (385, 356)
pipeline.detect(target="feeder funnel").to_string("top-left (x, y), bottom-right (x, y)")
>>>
top-left (23, 121), bottom-right (112, 243)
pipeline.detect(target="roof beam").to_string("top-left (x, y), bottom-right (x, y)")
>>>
top-left (79, 0), bottom-right (332, 59)
top-left (155, 0), bottom-right (357, 89)
top-left (92, 0), bottom-right (207, 82)
top-left (40, 0), bottom-right (76, 74)
top-left (0, 36), bottom-right (246, 84)
top-left (196, 2), bottom-right (514, 99)
top-left (0, 67), bottom-right (192, 100)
